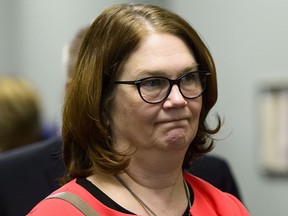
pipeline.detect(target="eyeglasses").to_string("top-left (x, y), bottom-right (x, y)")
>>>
top-left (114, 70), bottom-right (210, 104)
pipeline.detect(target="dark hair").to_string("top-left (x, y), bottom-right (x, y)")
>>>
top-left (62, 3), bottom-right (221, 183)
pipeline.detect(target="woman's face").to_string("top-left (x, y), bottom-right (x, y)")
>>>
top-left (110, 33), bottom-right (202, 154)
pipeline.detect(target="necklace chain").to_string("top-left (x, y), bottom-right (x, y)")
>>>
top-left (114, 175), bottom-right (191, 216)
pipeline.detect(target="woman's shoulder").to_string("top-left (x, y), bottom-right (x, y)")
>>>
top-left (27, 179), bottom-right (133, 216)
top-left (184, 173), bottom-right (250, 215)
top-left (27, 179), bottom-right (84, 216)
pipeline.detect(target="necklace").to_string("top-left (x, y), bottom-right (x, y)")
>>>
top-left (114, 175), bottom-right (191, 216)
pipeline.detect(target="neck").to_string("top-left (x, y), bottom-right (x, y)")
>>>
top-left (115, 171), bottom-right (190, 216)
top-left (121, 167), bottom-right (183, 190)
top-left (125, 148), bottom-right (186, 188)
top-left (88, 154), bottom-right (189, 216)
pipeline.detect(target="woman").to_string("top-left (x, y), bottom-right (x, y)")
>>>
top-left (29, 3), bottom-right (249, 215)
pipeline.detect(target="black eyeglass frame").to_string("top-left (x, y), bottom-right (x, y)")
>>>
top-left (114, 70), bottom-right (211, 104)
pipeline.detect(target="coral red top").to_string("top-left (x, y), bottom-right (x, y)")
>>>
top-left (28, 173), bottom-right (250, 216)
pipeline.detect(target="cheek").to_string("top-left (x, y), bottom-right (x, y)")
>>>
top-left (191, 97), bottom-right (202, 117)
top-left (110, 88), bottom-right (163, 145)
top-left (110, 88), bottom-right (149, 132)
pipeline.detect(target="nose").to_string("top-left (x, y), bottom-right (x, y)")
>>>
top-left (163, 85), bottom-right (187, 108)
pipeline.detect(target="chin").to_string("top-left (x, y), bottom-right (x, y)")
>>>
top-left (164, 133), bottom-right (189, 150)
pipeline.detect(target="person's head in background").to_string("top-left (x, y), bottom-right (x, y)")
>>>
top-left (62, 3), bottom-right (221, 182)
top-left (0, 76), bottom-right (44, 152)
top-left (64, 25), bottom-right (90, 91)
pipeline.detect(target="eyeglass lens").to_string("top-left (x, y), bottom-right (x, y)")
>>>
top-left (139, 72), bottom-right (207, 103)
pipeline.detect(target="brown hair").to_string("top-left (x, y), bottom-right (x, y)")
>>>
top-left (62, 3), bottom-right (221, 182)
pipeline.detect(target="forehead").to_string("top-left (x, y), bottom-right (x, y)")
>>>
top-left (120, 33), bottom-right (197, 79)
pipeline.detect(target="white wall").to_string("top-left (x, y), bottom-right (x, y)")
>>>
top-left (1, 0), bottom-right (288, 215)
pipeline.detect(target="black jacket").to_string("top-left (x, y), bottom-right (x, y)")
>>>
top-left (0, 136), bottom-right (65, 216)
top-left (187, 155), bottom-right (242, 201)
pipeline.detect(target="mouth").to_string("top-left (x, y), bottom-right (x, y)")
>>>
top-left (158, 118), bottom-right (188, 124)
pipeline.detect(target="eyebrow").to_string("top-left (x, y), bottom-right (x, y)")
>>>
top-left (136, 64), bottom-right (199, 78)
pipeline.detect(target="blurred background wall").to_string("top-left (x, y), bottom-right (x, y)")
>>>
top-left (1, 0), bottom-right (288, 215)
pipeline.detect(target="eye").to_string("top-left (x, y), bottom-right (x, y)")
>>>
top-left (140, 78), bottom-right (167, 90)
top-left (182, 72), bottom-right (199, 83)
